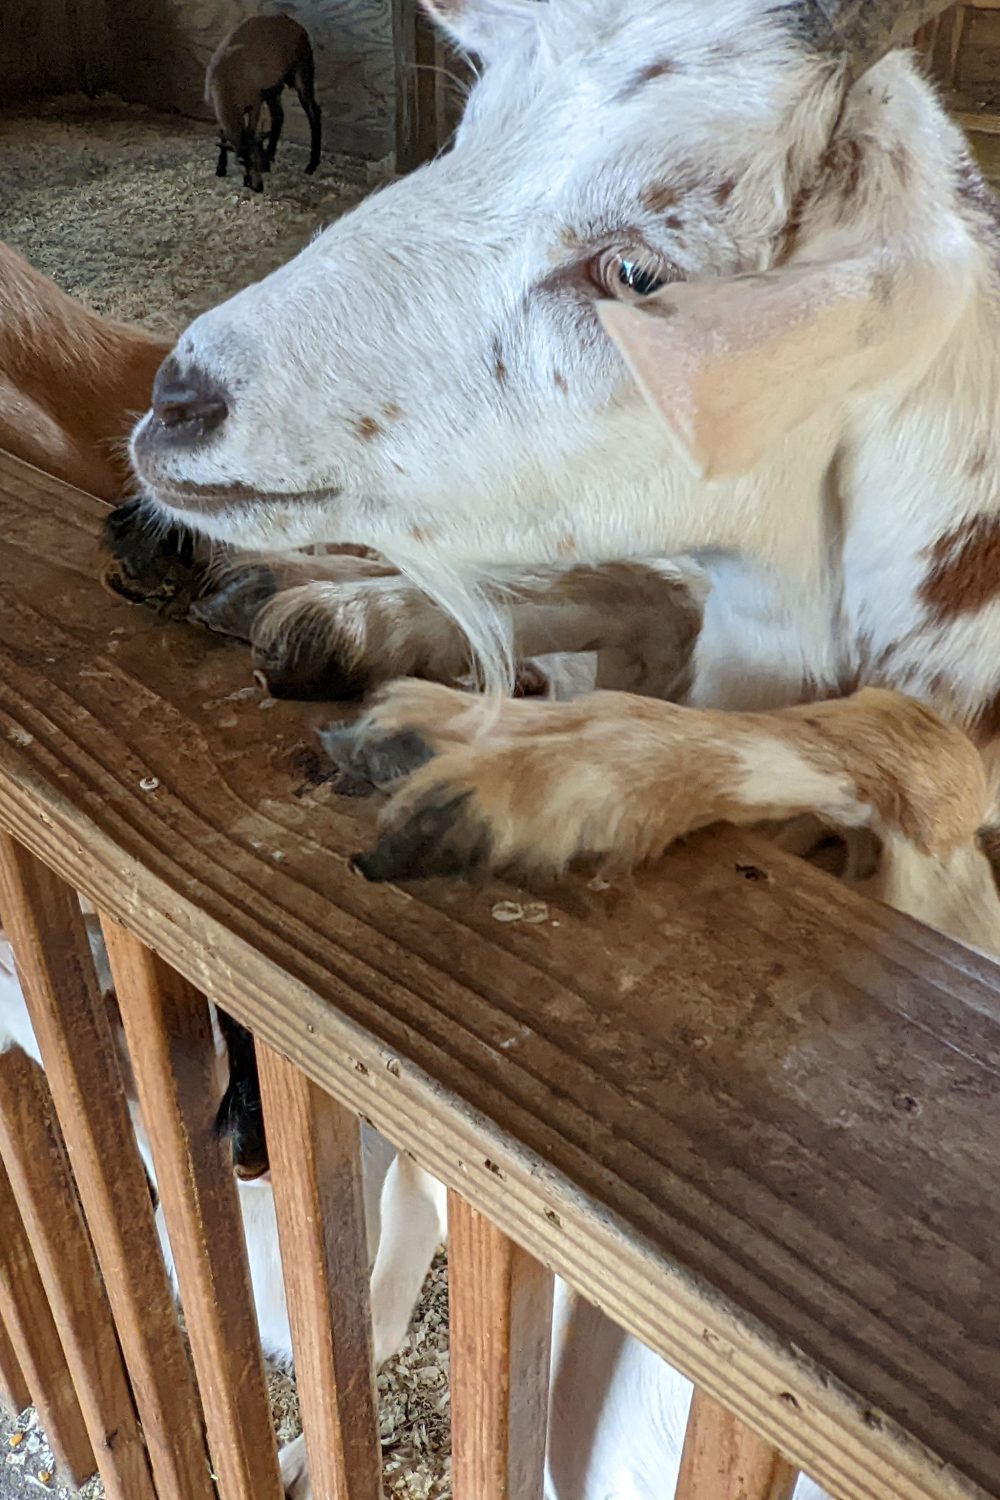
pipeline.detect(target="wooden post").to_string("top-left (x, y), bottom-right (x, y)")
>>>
top-left (0, 835), bottom-right (214, 1500)
top-left (448, 1192), bottom-right (553, 1500)
top-left (0, 1046), bottom-right (151, 1499)
top-left (0, 1308), bottom-right (30, 1417)
top-left (257, 1042), bottom-right (383, 1500)
top-left (100, 916), bottom-right (284, 1500)
top-left (394, 0), bottom-right (447, 174)
top-left (676, 1390), bottom-right (799, 1500)
top-left (0, 1145), bottom-right (88, 1463)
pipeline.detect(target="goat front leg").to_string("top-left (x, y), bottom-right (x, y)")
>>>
top-left (327, 683), bottom-right (992, 898)
top-left (231, 561), bottom-right (703, 702)
top-left (216, 133), bottom-right (229, 177)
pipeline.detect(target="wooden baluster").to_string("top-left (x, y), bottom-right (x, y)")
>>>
top-left (100, 916), bottom-right (283, 1500)
top-left (0, 1143), bottom-right (88, 1466)
top-left (257, 1042), bottom-right (383, 1500)
top-left (0, 1305), bottom-right (30, 1417)
top-left (0, 1046), bottom-right (150, 1498)
top-left (0, 834), bottom-right (214, 1500)
top-left (675, 1389), bottom-right (799, 1500)
top-left (448, 1192), bottom-right (553, 1500)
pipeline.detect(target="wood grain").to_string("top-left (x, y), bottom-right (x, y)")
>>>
top-left (676, 1389), bottom-right (799, 1500)
top-left (257, 1042), bottom-right (383, 1500)
top-left (0, 1302), bottom-right (30, 1417)
top-left (448, 1194), bottom-right (553, 1500)
top-left (0, 1042), bottom-right (151, 1498)
top-left (2, 456), bottom-right (1000, 1499)
top-left (99, 918), bottom-right (283, 1500)
top-left (0, 1140), bottom-right (89, 1468)
top-left (0, 834), bottom-right (214, 1500)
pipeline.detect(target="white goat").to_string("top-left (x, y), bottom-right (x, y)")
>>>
top-left (119, 0), bottom-right (1000, 949)
top-left (97, 0), bottom-right (1000, 1493)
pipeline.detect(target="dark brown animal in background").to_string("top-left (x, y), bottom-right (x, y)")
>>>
top-left (205, 14), bottom-right (322, 194)
top-left (0, 242), bottom-right (169, 501)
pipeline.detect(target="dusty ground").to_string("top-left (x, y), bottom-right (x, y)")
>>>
top-left (0, 94), bottom-right (370, 332)
top-left (0, 98), bottom-right (450, 1500)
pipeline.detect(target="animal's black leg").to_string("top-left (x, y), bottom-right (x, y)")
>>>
top-left (213, 1010), bottom-right (269, 1180)
top-left (294, 55), bottom-right (322, 174)
top-left (265, 90), bottom-right (284, 164)
top-left (216, 136), bottom-right (229, 177)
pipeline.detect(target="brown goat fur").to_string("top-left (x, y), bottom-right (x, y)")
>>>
top-left (0, 242), bottom-right (168, 501)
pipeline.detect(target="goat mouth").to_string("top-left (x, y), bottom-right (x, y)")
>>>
top-left (146, 479), bottom-right (339, 515)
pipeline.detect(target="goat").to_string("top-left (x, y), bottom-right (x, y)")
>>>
top-left (0, 243), bottom-right (168, 501)
top-left (205, 15), bottom-right (322, 194)
top-left (104, 0), bottom-right (1000, 1490)
top-left (117, 0), bottom-right (1000, 944)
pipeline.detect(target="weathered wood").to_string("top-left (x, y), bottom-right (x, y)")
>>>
top-left (0, 1143), bottom-right (88, 1464)
top-left (98, 917), bottom-right (283, 1500)
top-left (0, 834), bottom-right (214, 1500)
top-left (257, 1042), bottom-right (383, 1500)
top-left (1, 456), bottom-right (1000, 1499)
top-left (0, 1305), bottom-right (30, 1417)
top-left (394, 0), bottom-right (447, 173)
top-left (676, 1389), bottom-right (799, 1500)
top-left (0, 1042), bottom-right (150, 1498)
top-left (448, 1193), bottom-right (553, 1500)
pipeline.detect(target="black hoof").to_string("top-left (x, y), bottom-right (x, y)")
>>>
top-left (319, 725), bottom-right (434, 792)
top-left (352, 791), bottom-right (492, 883)
top-left (102, 497), bottom-right (212, 619)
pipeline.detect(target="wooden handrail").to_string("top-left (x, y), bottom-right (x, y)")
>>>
top-left (1, 452), bottom-right (999, 1500)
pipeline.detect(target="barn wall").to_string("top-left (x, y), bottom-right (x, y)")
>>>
top-left (104, 0), bottom-right (396, 162)
top-left (0, 0), bottom-right (113, 99)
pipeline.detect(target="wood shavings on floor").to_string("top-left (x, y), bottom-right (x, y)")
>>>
top-left (0, 95), bottom-right (368, 335)
top-left (0, 1253), bottom-right (450, 1500)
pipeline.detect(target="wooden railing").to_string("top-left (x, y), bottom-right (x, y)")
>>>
top-left (0, 450), bottom-right (998, 1500)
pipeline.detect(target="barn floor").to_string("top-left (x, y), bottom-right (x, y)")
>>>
top-left (0, 95), bottom-right (370, 332)
top-left (0, 96), bottom-right (450, 1500)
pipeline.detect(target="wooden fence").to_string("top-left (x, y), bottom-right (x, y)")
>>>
top-left (0, 451), bottom-right (999, 1500)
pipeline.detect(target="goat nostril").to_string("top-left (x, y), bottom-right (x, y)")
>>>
top-left (152, 365), bottom-right (228, 434)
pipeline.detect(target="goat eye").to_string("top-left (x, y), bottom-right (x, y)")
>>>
top-left (617, 258), bottom-right (664, 297)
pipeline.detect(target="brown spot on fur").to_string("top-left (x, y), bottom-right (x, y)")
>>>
top-left (973, 689), bottom-right (1000, 747)
top-left (967, 445), bottom-right (991, 479)
top-left (888, 144), bottom-right (911, 184)
top-left (825, 135), bottom-right (865, 200)
top-left (382, 402), bottom-right (403, 420)
top-left (555, 533), bottom-right (579, 558)
top-left (664, 214), bottom-right (683, 232)
top-left (495, 357), bottom-right (508, 384)
top-left (554, 371), bottom-right (568, 393)
top-left (409, 525), bottom-right (435, 545)
top-left (642, 183), bottom-right (678, 214)
top-left (921, 514), bottom-right (1000, 622)
top-left (871, 269), bottom-right (893, 308)
top-left (355, 415), bottom-right (383, 441)
top-left (714, 179), bottom-right (736, 206)
top-left (618, 58), bottom-right (680, 100)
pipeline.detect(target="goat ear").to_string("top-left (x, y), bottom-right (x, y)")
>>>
top-left (598, 253), bottom-right (967, 480)
top-left (419, 0), bottom-right (541, 62)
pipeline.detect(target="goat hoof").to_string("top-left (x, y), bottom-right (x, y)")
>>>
top-left (319, 723), bottom-right (433, 796)
top-left (189, 567), bottom-right (279, 642)
top-left (251, 630), bottom-right (371, 703)
top-left (101, 498), bottom-right (214, 619)
top-left (354, 789), bottom-right (491, 884)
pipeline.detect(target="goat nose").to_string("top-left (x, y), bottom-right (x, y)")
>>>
top-left (152, 360), bottom-right (228, 434)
